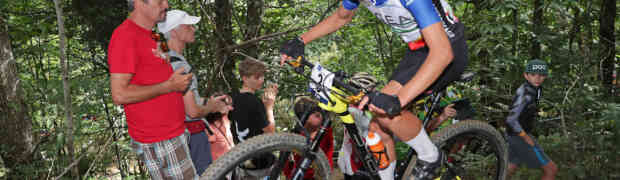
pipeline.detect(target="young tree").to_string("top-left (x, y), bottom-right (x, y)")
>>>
top-left (599, 0), bottom-right (616, 96)
top-left (53, 0), bottom-right (77, 177)
top-left (530, 0), bottom-right (543, 59)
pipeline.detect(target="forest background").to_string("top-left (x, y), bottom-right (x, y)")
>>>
top-left (0, 0), bottom-right (618, 179)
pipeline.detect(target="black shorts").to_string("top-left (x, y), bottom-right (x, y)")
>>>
top-left (506, 134), bottom-right (551, 168)
top-left (389, 23), bottom-right (468, 98)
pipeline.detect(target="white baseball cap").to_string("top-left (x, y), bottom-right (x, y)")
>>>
top-left (157, 10), bottom-right (201, 34)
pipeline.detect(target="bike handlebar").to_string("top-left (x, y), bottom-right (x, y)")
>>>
top-left (287, 56), bottom-right (362, 96)
top-left (286, 56), bottom-right (403, 116)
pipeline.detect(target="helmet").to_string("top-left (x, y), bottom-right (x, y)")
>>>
top-left (525, 59), bottom-right (548, 75)
top-left (349, 72), bottom-right (378, 91)
top-left (294, 97), bottom-right (320, 125)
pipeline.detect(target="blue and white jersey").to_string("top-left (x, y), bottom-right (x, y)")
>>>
top-left (343, 0), bottom-right (459, 43)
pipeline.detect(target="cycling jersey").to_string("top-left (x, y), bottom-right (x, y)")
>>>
top-left (343, 0), bottom-right (459, 43)
top-left (505, 82), bottom-right (542, 135)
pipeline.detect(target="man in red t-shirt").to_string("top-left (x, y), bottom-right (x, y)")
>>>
top-left (108, 0), bottom-right (197, 179)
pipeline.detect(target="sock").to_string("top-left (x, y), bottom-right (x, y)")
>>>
top-left (378, 161), bottom-right (396, 180)
top-left (405, 128), bottom-right (438, 162)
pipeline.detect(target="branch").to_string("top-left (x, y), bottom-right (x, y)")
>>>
top-left (221, 25), bottom-right (312, 51)
top-left (53, 135), bottom-right (113, 180)
top-left (82, 135), bottom-right (115, 179)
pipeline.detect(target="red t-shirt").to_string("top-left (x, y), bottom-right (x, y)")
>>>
top-left (108, 19), bottom-right (185, 143)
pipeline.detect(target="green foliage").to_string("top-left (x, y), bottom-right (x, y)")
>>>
top-left (1, 0), bottom-right (617, 178)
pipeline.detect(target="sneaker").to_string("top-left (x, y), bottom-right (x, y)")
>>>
top-left (412, 151), bottom-right (443, 180)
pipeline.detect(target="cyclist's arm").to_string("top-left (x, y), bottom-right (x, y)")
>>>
top-left (395, 23), bottom-right (453, 106)
top-left (299, 5), bottom-right (355, 44)
top-left (395, 0), bottom-right (453, 106)
top-left (393, 0), bottom-right (452, 106)
top-left (110, 73), bottom-right (173, 105)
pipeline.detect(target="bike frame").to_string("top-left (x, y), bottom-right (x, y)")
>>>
top-left (283, 57), bottom-right (462, 180)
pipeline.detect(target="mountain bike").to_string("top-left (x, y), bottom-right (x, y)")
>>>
top-left (202, 57), bottom-right (508, 180)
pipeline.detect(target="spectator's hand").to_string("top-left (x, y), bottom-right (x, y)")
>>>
top-left (206, 95), bottom-right (233, 114)
top-left (279, 37), bottom-right (305, 66)
top-left (440, 104), bottom-right (457, 120)
top-left (262, 83), bottom-right (279, 109)
top-left (167, 67), bottom-right (193, 92)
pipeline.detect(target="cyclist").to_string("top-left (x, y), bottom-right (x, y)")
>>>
top-left (505, 59), bottom-right (558, 180)
top-left (280, 0), bottom-right (468, 179)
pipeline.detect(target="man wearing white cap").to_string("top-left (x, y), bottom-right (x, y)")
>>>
top-left (158, 9), bottom-right (233, 176)
top-left (109, 0), bottom-right (198, 179)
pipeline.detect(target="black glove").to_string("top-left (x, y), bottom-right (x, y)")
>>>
top-left (367, 91), bottom-right (401, 116)
top-left (279, 37), bottom-right (305, 59)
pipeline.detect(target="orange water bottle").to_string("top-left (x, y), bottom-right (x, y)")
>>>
top-left (366, 132), bottom-right (390, 169)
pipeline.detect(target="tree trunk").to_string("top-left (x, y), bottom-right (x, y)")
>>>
top-left (0, 13), bottom-right (34, 172)
top-left (512, 8), bottom-right (518, 56)
top-left (245, 0), bottom-right (264, 58)
top-left (53, 0), bottom-right (77, 178)
top-left (568, 6), bottom-right (581, 55)
top-left (530, 0), bottom-right (543, 59)
top-left (213, 0), bottom-right (238, 92)
top-left (599, 0), bottom-right (616, 96)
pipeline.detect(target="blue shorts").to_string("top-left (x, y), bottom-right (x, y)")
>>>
top-left (506, 134), bottom-right (551, 168)
top-left (188, 131), bottom-right (213, 175)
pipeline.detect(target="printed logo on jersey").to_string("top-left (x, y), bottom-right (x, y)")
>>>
top-left (369, 0), bottom-right (388, 6)
top-left (234, 121), bottom-right (249, 142)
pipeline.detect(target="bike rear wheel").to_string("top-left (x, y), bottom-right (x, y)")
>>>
top-left (201, 133), bottom-right (331, 180)
top-left (401, 120), bottom-right (508, 180)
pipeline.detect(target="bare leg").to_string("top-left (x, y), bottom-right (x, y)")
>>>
top-left (541, 161), bottom-right (558, 180)
top-left (369, 121), bottom-right (396, 163)
top-left (374, 81), bottom-right (423, 142)
top-left (374, 80), bottom-right (439, 166)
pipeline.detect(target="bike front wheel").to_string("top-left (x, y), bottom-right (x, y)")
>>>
top-left (201, 133), bottom-right (331, 180)
top-left (402, 120), bottom-right (508, 180)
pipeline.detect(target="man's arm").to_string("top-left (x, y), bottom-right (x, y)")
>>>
top-left (110, 68), bottom-right (192, 105)
top-left (299, 5), bottom-right (355, 44)
top-left (183, 91), bottom-right (210, 118)
top-left (396, 22), bottom-right (453, 106)
top-left (184, 94), bottom-right (232, 119)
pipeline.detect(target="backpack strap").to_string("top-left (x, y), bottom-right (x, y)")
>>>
top-left (170, 56), bottom-right (183, 63)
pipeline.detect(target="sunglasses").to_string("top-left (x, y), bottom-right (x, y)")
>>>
top-left (151, 30), bottom-right (169, 53)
